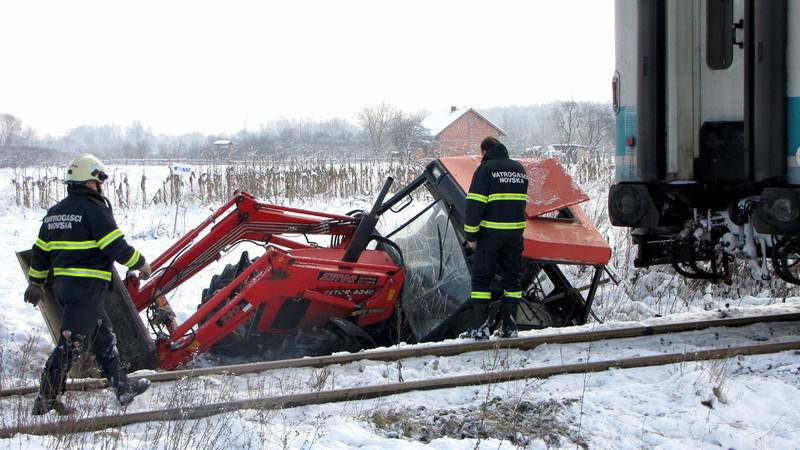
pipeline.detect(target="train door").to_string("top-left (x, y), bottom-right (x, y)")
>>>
top-left (667, 0), bottom-right (745, 182)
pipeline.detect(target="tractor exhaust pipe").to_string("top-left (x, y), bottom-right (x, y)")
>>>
top-left (342, 177), bottom-right (394, 263)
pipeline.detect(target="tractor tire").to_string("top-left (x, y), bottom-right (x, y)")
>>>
top-left (198, 251), bottom-right (254, 355)
top-left (259, 321), bottom-right (366, 361)
top-left (292, 320), bottom-right (370, 356)
top-left (199, 251), bottom-right (253, 306)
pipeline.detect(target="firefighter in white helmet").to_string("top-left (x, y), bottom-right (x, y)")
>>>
top-left (24, 153), bottom-right (152, 415)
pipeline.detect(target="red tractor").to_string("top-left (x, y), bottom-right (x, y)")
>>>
top-left (19, 156), bottom-right (612, 371)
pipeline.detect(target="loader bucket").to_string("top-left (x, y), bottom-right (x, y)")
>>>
top-left (16, 250), bottom-right (157, 375)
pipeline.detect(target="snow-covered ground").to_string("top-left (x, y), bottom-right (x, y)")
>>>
top-left (1, 162), bottom-right (800, 449)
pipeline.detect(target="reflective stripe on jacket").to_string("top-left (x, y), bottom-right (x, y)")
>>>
top-left (29, 185), bottom-right (145, 286)
top-left (464, 145), bottom-right (529, 240)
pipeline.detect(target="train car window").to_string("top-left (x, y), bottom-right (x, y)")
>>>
top-left (707, 0), bottom-right (733, 70)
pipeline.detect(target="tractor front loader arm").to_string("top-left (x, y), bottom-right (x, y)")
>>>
top-left (121, 190), bottom-right (405, 370)
top-left (156, 245), bottom-right (403, 369)
top-left (125, 191), bottom-right (359, 311)
top-left (155, 246), bottom-right (273, 369)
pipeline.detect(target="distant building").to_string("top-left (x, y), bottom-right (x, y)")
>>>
top-left (521, 144), bottom-right (595, 163)
top-left (421, 107), bottom-right (506, 157)
top-left (213, 140), bottom-right (235, 153)
top-left (549, 143), bottom-right (591, 162)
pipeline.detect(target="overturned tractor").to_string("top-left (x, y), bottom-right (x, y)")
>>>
top-left (18, 156), bottom-right (612, 371)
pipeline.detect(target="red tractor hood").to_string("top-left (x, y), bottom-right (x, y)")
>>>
top-left (439, 156), bottom-right (611, 266)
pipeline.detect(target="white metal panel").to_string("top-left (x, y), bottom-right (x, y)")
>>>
top-left (614, 0), bottom-right (639, 182)
top-left (789, 0), bottom-right (800, 98)
top-left (698, 0), bottom-right (745, 123)
top-left (788, 0), bottom-right (800, 182)
top-left (666, 0), bottom-right (700, 180)
top-left (615, 0), bottom-right (637, 106)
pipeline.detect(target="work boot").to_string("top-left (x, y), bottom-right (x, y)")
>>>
top-left (459, 326), bottom-right (490, 341)
top-left (117, 378), bottom-right (151, 406)
top-left (31, 395), bottom-right (76, 416)
top-left (458, 302), bottom-right (490, 341)
top-left (497, 302), bottom-right (519, 339)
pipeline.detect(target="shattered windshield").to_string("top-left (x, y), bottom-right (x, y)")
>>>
top-left (382, 194), bottom-right (471, 341)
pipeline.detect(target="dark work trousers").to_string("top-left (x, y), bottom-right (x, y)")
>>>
top-left (38, 278), bottom-right (127, 401)
top-left (470, 229), bottom-right (524, 304)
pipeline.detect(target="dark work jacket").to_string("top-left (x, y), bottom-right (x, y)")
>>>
top-left (464, 145), bottom-right (529, 241)
top-left (29, 185), bottom-right (145, 288)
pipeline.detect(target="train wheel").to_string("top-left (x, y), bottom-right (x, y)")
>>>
top-left (772, 238), bottom-right (800, 285)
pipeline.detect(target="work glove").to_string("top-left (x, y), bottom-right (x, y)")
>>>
top-left (24, 282), bottom-right (45, 307)
top-left (138, 261), bottom-right (152, 280)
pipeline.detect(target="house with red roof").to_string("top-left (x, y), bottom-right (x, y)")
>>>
top-left (421, 107), bottom-right (506, 157)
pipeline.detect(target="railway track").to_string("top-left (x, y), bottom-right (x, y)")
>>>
top-left (1, 311), bottom-right (799, 438)
top-left (1, 339), bottom-right (799, 438)
top-left (1, 311), bottom-right (799, 399)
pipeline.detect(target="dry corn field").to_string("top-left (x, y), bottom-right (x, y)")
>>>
top-left (8, 159), bottom-right (431, 210)
top-left (9, 157), bottom-right (613, 211)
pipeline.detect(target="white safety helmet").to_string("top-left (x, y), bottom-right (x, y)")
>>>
top-left (65, 153), bottom-right (108, 184)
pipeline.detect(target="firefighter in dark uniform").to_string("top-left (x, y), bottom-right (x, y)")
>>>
top-left (23, 153), bottom-right (152, 415)
top-left (460, 137), bottom-right (529, 340)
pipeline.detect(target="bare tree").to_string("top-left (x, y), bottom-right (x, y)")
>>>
top-left (388, 112), bottom-right (432, 159)
top-left (357, 103), bottom-right (398, 154)
top-left (549, 101), bottom-right (613, 162)
top-left (576, 102), bottom-right (614, 151)
top-left (549, 100), bottom-right (580, 146)
top-left (125, 121), bottom-right (153, 159)
top-left (0, 113), bottom-right (33, 146)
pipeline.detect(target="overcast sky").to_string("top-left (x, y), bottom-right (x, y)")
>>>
top-left (1, 0), bottom-right (614, 137)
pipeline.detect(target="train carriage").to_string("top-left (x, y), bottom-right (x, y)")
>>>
top-left (609, 0), bottom-right (800, 284)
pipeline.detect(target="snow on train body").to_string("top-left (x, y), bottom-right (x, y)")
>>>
top-left (609, 0), bottom-right (800, 284)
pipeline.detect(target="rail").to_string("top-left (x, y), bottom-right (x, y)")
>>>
top-left (2, 340), bottom-right (798, 438)
top-left (2, 311), bottom-right (798, 398)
